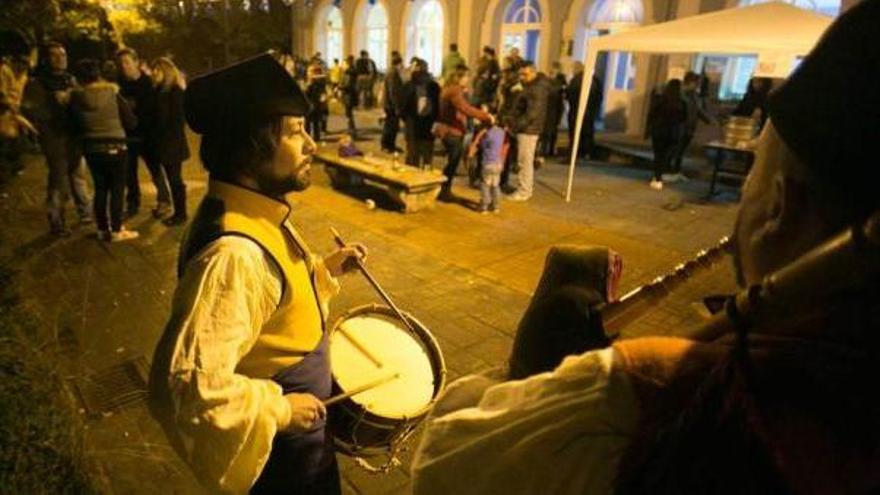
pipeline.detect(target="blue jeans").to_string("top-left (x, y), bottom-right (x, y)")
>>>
top-left (40, 131), bottom-right (91, 229)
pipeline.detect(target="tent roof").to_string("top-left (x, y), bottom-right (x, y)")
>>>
top-left (590, 2), bottom-right (833, 56)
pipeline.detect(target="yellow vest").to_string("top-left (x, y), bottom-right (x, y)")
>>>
top-left (179, 180), bottom-right (326, 378)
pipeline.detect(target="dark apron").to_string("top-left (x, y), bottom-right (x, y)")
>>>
top-left (250, 329), bottom-right (340, 495)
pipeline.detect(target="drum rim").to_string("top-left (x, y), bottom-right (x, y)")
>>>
top-left (329, 303), bottom-right (447, 421)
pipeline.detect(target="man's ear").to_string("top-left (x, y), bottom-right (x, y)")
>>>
top-left (756, 173), bottom-right (809, 244)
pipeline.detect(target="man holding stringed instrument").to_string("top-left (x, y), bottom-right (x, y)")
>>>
top-left (413, 1), bottom-right (880, 494)
top-left (149, 53), bottom-right (366, 495)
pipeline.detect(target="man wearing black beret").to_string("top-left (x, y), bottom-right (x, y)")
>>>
top-left (149, 52), bottom-right (366, 494)
top-left (413, 1), bottom-right (880, 493)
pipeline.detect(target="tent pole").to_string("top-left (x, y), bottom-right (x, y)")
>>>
top-left (566, 47), bottom-right (600, 202)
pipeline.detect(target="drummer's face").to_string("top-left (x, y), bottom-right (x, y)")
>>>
top-left (260, 116), bottom-right (316, 196)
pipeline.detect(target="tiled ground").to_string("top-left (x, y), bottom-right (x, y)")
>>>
top-left (0, 110), bottom-right (742, 494)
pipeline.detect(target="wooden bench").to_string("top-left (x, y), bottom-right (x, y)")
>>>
top-left (315, 150), bottom-right (446, 213)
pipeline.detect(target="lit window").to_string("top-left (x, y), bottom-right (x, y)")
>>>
top-left (501, 0), bottom-right (542, 64)
top-left (366, 4), bottom-right (389, 71)
top-left (414, 0), bottom-right (444, 75)
top-left (326, 7), bottom-right (344, 64)
top-left (504, 0), bottom-right (542, 24)
top-left (591, 0), bottom-right (644, 24)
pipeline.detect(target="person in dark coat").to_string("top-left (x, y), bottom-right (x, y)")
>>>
top-left (567, 62), bottom-right (603, 159)
top-left (341, 55), bottom-right (358, 136)
top-left (507, 61), bottom-right (551, 201)
top-left (305, 61), bottom-right (327, 142)
top-left (646, 79), bottom-right (686, 190)
top-left (354, 50), bottom-right (377, 109)
top-left (541, 62), bottom-right (567, 159)
top-left (381, 52), bottom-right (404, 153)
top-left (474, 46), bottom-right (501, 110)
top-left (116, 47), bottom-right (169, 218)
top-left (26, 41), bottom-right (92, 234)
top-left (733, 76), bottom-right (773, 130)
top-left (146, 57), bottom-right (190, 225)
top-left (399, 58), bottom-right (439, 169)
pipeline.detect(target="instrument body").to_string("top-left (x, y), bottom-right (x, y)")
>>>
top-left (327, 304), bottom-right (447, 467)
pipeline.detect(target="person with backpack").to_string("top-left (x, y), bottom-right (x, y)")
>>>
top-left (400, 58), bottom-right (439, 170)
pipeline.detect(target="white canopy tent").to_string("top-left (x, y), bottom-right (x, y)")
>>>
top-left (566, 1), bottom-right (834, 201)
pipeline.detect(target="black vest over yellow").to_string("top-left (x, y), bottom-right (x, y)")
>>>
top-left (179, 180), bottom-right (326, 378)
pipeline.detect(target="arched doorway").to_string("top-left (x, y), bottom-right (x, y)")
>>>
top-left (355, 1), bottom-right (389, 70)
top-left (314, 4), bottom-right (344, 64)
top-left (405, 0), bottom-right (445, 75)
top-left (501, 0), bottom-right (543, 64)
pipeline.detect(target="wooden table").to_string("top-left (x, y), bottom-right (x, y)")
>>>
top-left (315, 150), bottom-right (447, 213)
top-left (703, 140), bottom-right (756, 199)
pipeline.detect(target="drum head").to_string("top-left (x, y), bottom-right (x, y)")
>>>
top-left (330, 310), bottom-right (438, 419)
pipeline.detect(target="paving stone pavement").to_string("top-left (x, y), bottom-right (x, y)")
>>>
top-left (0, 112), bottom-right (741, 494)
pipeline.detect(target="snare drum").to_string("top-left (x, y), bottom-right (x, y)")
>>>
top-left (327, 304), bottom-right (446, 465)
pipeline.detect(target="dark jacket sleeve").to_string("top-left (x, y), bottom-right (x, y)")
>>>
top-left (116, 93), bottom-right (138, 133)
top-left (515, 78), bottom-right (550, 134)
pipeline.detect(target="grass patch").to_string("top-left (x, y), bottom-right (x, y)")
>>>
top-left (0, 263), bottom-right (100, 493)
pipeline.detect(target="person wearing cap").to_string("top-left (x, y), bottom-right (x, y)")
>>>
top-left (149, 53), bottom-right (367, 494)
top-left (412, 1), bottom-right (880, 493)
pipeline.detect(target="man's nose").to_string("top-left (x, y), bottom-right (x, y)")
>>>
top-left (302, 131), bottom-right (317, 155)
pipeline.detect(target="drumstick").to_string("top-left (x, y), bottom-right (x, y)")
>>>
top-left (338, 324), bottom-right (384, 368)
top-left (330, 227), bottom-right (418, 334)
top-left (322, 372), bottom-right (400, 407)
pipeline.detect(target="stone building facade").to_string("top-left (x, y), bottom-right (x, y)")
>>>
top-left (290, 0), bottom-right (859, 135)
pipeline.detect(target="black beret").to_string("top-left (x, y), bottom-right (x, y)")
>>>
top-left (184, 52), bottom-right (311, 135)
top-left (768, 0), bottom-right (880, 211)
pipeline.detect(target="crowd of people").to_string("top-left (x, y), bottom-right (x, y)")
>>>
top-left (278, 43), bottom-right (607, 211)
top-left (0, 36), bottom-right (190, 240)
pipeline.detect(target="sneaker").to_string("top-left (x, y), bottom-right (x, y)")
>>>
top-left (650, 179), bottom-right (664, 191)
top-left (661, 173), bottom-right (684, 183)
top-left (491, 208), bottom-right (500, 214)
top-left (96, 230), bottom-right (111, 242)
top-left (79, 215), bottom-right (94, 225)
top-left (110, 228), bottom-right (140, 242)
top-left (506, 193), bottom-right (531, 202)
top-left (162, 215), bottom-right (188, 227)
top-left (479, 208), bottom-right (489, 215)
top-left (152, 202), bottom-right (172, 219)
